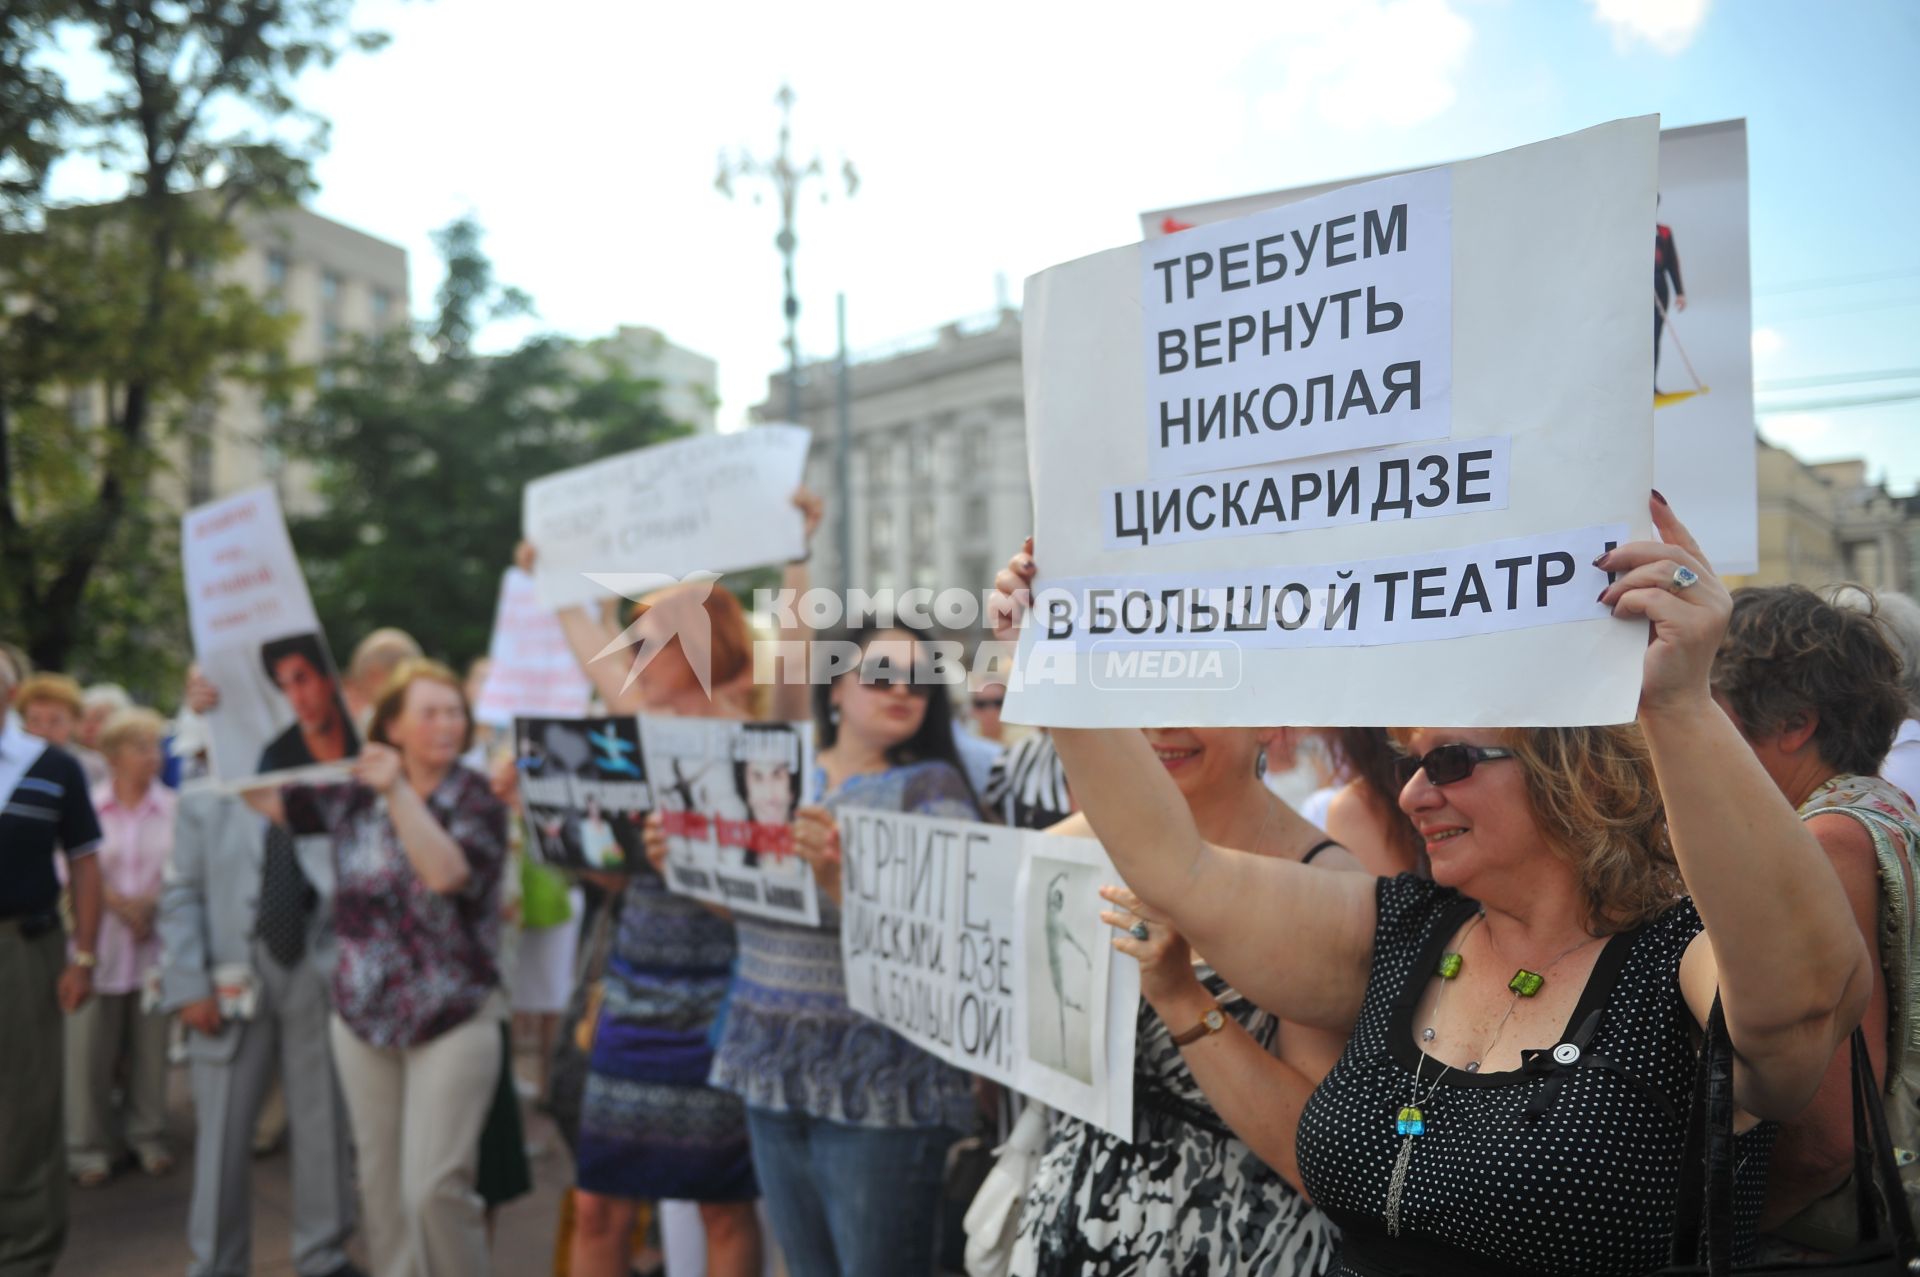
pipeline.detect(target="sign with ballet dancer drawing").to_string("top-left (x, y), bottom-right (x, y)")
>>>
top-left (639, 716), bottom-right (821, 926)
top-left (837, 809), bottom-right (1139, 1141)
top-left (1008, 117), bottom-right (1662, 730)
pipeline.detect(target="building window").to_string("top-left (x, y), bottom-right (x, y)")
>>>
top-left (321, 270), bottom-right (342, 306)
top-left (266, 250), bottom-right (289, 290)
top-left (964, 494), bottom-right (990, 532)
top-left (910, 434), bottom-right (932, 481)
top-left (960, 426), bottom-right (988, 473)
top-left (372, 288), bottom-right (393, 324)
top-left (323, 319), bottom-right (343, 350)
top-left (958, 555), bottom-right (993, 595)
top-left (870, 442), bottom-right (893, 488)
top-left (871, 508), bottom-right (894, 561)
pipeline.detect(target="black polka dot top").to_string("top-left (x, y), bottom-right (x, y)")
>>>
top-left (1297, 874), bottom-right (1774, 1276)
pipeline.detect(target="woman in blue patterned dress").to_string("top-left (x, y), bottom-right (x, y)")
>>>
top-left (555, 583), bottom-right (764, 1277)
top-left (705, 622), bottom-right (982, 1277)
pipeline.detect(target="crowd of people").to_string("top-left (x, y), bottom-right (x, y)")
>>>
top-left (5, 487), bottom-right (1920, 1277)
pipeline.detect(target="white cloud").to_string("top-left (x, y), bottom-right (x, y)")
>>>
top-left (1750, 325), bottom-right (1786, 365)
top-left (1252, 0), bottom-right (1475, 132)
top-left (1587, 0), bottom-right (1711, 55)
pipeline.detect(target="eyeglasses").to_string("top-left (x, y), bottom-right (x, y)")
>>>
top-left (971, 696), bottom-right (1004, 711)
top-left (1392, 744), bottom-right (1516, 788)
top-left (854, 660), bottom-right (933, 698)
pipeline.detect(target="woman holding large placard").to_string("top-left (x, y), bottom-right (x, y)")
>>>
top-left (1008, 723), bottom-right (1352, 1276)
top-left (989, 497), bottom-right (1873, 1274)
top-left (698, 620), bottom-right (982, 1277)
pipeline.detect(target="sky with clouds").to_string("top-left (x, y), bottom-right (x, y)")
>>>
top-left (44, 0), bottom-right (1920, 486)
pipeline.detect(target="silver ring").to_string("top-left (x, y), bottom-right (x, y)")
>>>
top-left (1671, 565), bottom-right (1700, 591)
top-left (1129, 921), bottom-right (1150, 942)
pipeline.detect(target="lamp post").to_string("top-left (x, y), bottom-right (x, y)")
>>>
top-left (715, 84), bottom-right (858, 428)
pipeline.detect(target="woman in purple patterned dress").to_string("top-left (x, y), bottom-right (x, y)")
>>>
top-left (273, 659), bottom-right (510, 1277)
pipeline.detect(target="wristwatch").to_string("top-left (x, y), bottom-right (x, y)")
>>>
top-left (71, 950), bottom-right (98, 970)
top-left (1171, 1006), bottom-right (1227, 1047)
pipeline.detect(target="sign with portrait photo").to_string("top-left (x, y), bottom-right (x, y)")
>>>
top-left (639, 716), bottom-right (820, 926)
top-left (181, 486), bottom-right (359, 788)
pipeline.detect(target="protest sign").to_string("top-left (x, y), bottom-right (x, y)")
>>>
top-left (514, 716), bottom-right (651, 871)
top-left (639, 716), bottom-right (820, 926)
top-left (182, 486), bottom-right (358, 787)
top-left (472, 569), bottom-right (594, 729)
top-left (1007, 117), bottom-right (1658, 729)
top-left (838, 809), bottom-right (1139, 1140)
top-left (523, 425), bottom-right (811, 611)
top-left (1140, 118), bottom-right (1755, 574)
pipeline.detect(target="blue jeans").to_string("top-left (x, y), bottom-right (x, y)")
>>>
top-left (744, 1106), bottom-right (957, 1277)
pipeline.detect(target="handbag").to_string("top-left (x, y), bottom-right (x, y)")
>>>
top-left (962, 1101), bottom-right (1051, 1277)
top-left (1661, 996), bottom-right (1919, 1275)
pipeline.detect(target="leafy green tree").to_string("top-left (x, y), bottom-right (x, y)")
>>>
top-left (0, 0), bottom-right (382, 688)
top-left (285, 215), bottom-right (691, 665)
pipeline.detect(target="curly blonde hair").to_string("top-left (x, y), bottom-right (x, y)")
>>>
top-left (1392, 725), bottom-right (1680, 932)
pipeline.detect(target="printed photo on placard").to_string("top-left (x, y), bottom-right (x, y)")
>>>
top-left (514, 716), bottom-right (652, 871)
top-left (1024, 854), bottom-right (1102, 1086)
top-left (640, 715), bottom-right (821, 926)
top-left (182, 486), bottom-right (361, 788)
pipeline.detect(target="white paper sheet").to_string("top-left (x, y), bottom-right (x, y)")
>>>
top-left (1008, 118), bottom-right (1658, 729)
top-left (522, 425), bottom-right (811, 611)
top-left (839, 809), bottom-right (1138, 1141)
top-left (181, 486), bottom-right (357, 787)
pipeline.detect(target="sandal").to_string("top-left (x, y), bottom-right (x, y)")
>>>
top-left (73, 1166), bottom-right (111, 1189)
top-left (138, 1149), bottom-right (175, 1176)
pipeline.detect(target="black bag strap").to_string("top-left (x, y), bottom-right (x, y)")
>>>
top-left (1671, 995), bottom-right (1920, 1273)
top-left (1850, 1028), bottom-right (1919, 1258)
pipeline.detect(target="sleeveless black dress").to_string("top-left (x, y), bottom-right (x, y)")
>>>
top-left (1297, 875), bottom-right (1774, 1276)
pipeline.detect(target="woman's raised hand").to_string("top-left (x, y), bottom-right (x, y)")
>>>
top-left (1595, 493), bottom-right (1732, 718)
top-left (987, 536), bottom-right (1037, 645)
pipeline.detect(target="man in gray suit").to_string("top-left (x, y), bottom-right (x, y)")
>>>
top-left (158, 788), bottom-right (362, 1277)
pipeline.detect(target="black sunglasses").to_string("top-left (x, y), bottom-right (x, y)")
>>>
top-left (1392, 744), bottom-right (1515, 788)
top-left (971, 696), bottom-right (1004, 710)
top-left (855, 659), bottom-right (933, 698)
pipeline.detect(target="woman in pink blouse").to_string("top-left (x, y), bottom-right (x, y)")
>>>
top-left (67, 707), bottom-right (176, 1185)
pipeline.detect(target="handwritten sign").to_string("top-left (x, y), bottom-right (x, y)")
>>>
top-left (523, 426), bottom-right (811, 611)
top-left (640, 716), bottom-right (820, 926)
top-left (839, 810), bottom-right (1138, 1140)
top-left (473, 570), bottom-right (594, 728)
top-left (181, 486), bottom-right (357, 787)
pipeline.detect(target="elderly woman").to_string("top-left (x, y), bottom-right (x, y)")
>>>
top-left (992, 498), bottom-right (1872, 1274)
top-left (1709, 584), bottom-right (1920, 1249)
top-left (260, 659), bottom-right (509, 1277)
top-left (66, 707), bottom-right (176, 1185)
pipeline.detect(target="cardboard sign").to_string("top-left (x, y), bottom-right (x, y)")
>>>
top-left (640, 716), bottom-right (820, 926)
top-left (181, 486), bottom-right (358, 787)
top-left (1007, 118), bottom-right (1658, 729)
top-left (839, 809), bottom-right (1139, 1140)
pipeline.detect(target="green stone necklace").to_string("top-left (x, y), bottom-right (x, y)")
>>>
top-left (1384, 913), bottom-right (1601, 1237)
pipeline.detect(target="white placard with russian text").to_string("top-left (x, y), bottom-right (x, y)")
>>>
top-left (839, 809), bottom-right (1137, 1141)
top-left (523, 426), bottom-right (811, 612)
top-left (1009, 117), bottom-right (1658, 728)
top-left (1143, 167), bottom-right (1451, 478)
top-left (181, 486), bottom-right (358, 787)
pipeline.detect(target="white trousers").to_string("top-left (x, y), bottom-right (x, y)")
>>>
top-left (329, 1006), bottom-right (501, 1277)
